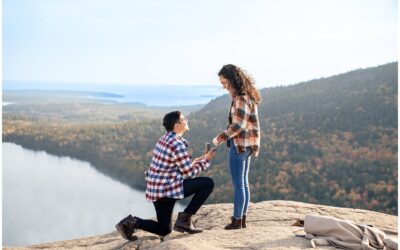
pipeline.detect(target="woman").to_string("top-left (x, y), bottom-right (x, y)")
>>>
top-left (212, 64), bottom-right (261, 230)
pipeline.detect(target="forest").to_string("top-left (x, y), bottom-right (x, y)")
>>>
top-left (3, 62), bottom-right (397, 214)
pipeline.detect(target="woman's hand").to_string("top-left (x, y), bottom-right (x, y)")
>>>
top-left (212, 135), bottom-right (224, 146)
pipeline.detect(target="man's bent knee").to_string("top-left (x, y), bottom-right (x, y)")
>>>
top-left (205, 177), bottom-right (214, 191)
top-left (159, 226), bottom-right (172, 236)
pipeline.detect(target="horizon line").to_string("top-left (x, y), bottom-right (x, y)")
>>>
top-left (3, 61), bottom-right (397, 88)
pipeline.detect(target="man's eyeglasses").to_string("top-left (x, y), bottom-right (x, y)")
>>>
top-left (178, 117), bottom-right (188, 123)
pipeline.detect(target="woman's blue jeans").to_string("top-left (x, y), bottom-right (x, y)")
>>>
top-left (228, 140), bottom-right (252, 219)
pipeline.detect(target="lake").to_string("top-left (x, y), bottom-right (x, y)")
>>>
top-left (2, 142), bottom-right (184, 247)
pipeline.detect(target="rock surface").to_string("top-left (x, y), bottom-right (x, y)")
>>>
top-left (4, 200), bottom-right (398, 250)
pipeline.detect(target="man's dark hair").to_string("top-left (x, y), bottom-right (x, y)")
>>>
top-left (163, 111), bottom-right (181, 131)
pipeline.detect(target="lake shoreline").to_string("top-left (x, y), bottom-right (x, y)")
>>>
top-left (3, 137), bottom-right (147, 193)
top-left (4, 142), bottom-right (176, 246)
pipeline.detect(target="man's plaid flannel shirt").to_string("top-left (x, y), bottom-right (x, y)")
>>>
top-left (145, 131), bottom-right (210, 202)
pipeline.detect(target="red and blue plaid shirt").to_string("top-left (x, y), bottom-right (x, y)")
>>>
top-left (145, 131), bottom-right (210, 202)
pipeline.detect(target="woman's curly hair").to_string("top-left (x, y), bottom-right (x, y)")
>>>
top-left (218, 64), bottom-right (261, 104)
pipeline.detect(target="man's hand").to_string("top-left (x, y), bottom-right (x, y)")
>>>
top-left (192, 156), bottom-right (203, 165)
top-left (205, 148), bottom-right (217, 161)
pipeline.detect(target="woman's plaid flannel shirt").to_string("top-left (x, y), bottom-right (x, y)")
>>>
top-left (218, 94), bottom-right (260, 157)
top-left (145, 131), bottom-right (210, 202)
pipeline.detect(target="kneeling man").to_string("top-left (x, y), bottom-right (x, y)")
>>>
top-left (116, 111), bottom-right (216, 241)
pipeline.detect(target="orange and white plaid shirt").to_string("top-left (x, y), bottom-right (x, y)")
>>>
top-left (217, 94), bottom-right (260, 157)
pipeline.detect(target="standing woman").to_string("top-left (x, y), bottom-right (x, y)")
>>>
top-left (212, 64), bottom-right (261, 230)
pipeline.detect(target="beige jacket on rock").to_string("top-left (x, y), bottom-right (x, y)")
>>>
top-left (304, 214), bottom-right (397, 250)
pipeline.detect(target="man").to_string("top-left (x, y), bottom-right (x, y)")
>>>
top-left (115, 111), bottom-right (216, 241)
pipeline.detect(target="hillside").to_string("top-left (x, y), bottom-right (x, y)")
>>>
top-left (3, 62), bottom-right (398, 214)
top-left (3, 201), bottom-right (398, 249)
top-left (187, 62), bottom-right (398, 214)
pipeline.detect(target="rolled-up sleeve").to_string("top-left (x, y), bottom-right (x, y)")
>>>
top-left (218, 96), bottom-right (251, 141)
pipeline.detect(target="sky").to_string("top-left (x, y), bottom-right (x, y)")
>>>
top-left (2, 0), bottom-right (398, 87)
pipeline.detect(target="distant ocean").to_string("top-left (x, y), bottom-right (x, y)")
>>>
top-left (3, 80), bottom-right (226, 107)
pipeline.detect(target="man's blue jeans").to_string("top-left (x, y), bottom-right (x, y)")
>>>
top-left (228, 140), bottom-right (252, 219)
